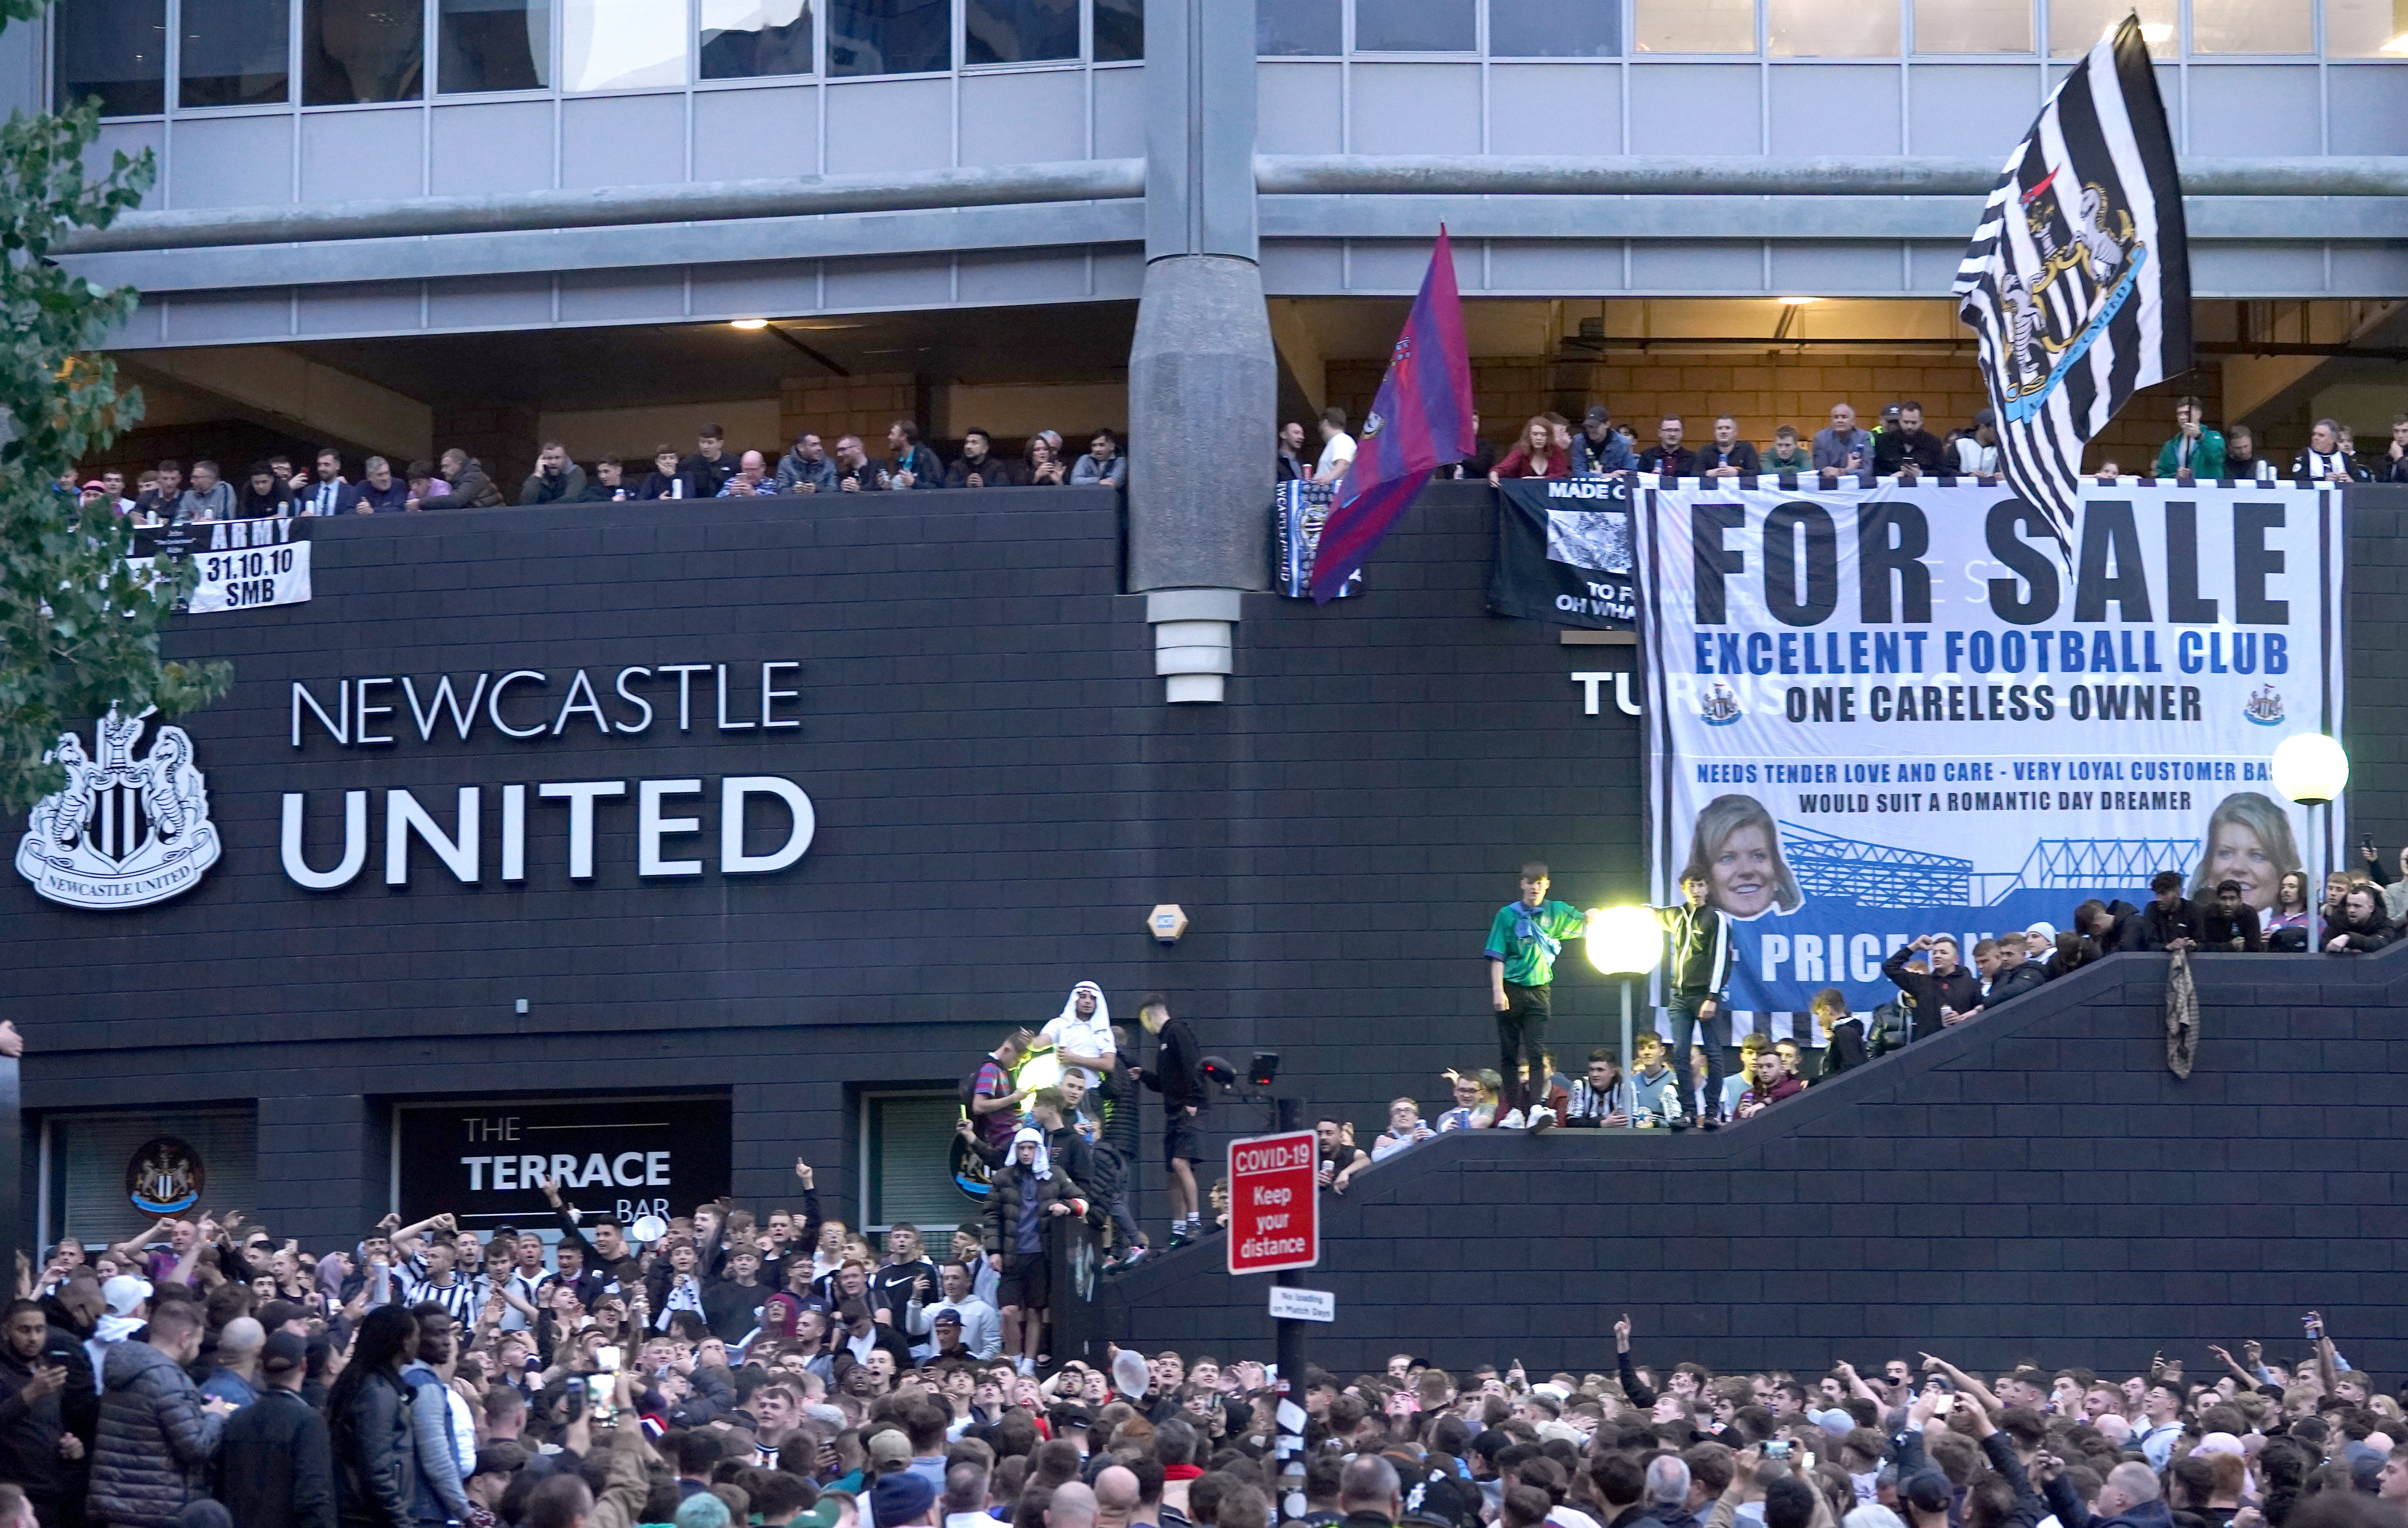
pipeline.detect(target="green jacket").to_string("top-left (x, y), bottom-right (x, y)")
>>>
top-left (2154, 428), bottom-right (2225, 480)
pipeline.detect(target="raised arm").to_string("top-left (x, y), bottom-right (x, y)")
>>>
top-left (107, 1218), bottom-right (175, 1271)
top-left (2205, 1344), bottom-right (2259, 1390)
top-left (1833, 1360), bottom-right (1884, 1408)
top-left (389, 1213), bottom-right (449, 1260)
top-left (1613, 1314), bottom-right (1658, 1408)
top-left (2310, 1313), bottom-right (2340, 1397)
top-left (1920, 1353), bottom-right (2002, 1416)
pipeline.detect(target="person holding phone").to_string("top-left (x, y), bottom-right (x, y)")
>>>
top-left (0, 1297), bottom-right (96, 1525)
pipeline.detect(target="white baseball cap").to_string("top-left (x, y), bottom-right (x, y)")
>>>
top-left (102, 1274), bottom-right (153, 1315)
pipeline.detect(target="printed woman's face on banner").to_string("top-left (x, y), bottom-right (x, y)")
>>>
top-left (1711, 822), bottom-right (1780, 917)
top-left (2203, 818), bottom-right (2280, 910)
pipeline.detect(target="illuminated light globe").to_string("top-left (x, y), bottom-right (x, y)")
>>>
top-left (1013, 1047), bottom-right (1064, 1094)
top-left (1586, 906), bottom-right (1664, 976)
top-left (2271, 733), bottom-right (2349, 805)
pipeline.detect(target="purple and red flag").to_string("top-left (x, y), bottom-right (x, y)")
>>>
top-left (1308, 227), bottom-right (1477, 602)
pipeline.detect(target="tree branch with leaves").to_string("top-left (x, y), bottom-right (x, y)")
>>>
top-left (0, 55), bottom-right (230, 812)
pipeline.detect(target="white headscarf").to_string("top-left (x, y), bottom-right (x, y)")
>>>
top-left (1042, 981), bottom-right (1113, 1087)
top-left (1011, 1126), bottom-right (1052, 1181)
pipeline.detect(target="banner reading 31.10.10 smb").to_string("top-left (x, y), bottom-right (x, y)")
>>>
top-left (1636, 481), bottom-right (2342, 1014)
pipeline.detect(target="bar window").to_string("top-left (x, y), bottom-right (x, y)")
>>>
top-left (1636, 0), bottom-right (1753, 52)
top-left (827, 0), bottom-right (950, 72)
top-left (56, 0), bottom-right (167, 115)
top-left (440, 0), bottom-right (552, 89)
top-left (2046, 0), bottom-right (2173, 56)
top-left (564, 0), bottom-right (688, 87)
top-left (179, 0), bottom-right (290, 104)
top-left (700, 0), bottom-right (813, 76)
top-left (1094, 0), bottom-right (1141, 59)
top-left (1770, 0), bottom-right (1897, 54)
top-left (1912, 0), bottom-right (2030, 53)
top-left (2326, 0), bottom-right (2408, 55)
top-left (2190, 0), bottom-right (2309, 52)
top-left (965, 0), bottom-right (1078, 64)
top-left (1259, 0), bottom-right (1339, 54)
top-left (1490, 0), bottom-right (1618, 56)
top-left (304, 0), bottom-right (425, 102)
top-left (1355, 0), bottom-right (1475, 50)
top-left (864, 1091), bottom-right (966, 1230)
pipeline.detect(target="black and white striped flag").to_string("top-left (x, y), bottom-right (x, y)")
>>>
top-left (1954, 14), bottom-right (2189, 545)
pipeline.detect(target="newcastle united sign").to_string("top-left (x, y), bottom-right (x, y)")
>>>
top-left (14, 659), bottom-right (820, 910)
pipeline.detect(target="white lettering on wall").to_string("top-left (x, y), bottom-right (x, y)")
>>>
top-left (291, 662), bottom-right (802, 749)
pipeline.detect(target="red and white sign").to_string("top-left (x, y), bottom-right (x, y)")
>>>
top-left (1227, 1129), bottom-right (1319, 1274)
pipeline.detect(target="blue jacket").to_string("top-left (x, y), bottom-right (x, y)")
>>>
top-left (1572, 429), bottom-right (1635, 475)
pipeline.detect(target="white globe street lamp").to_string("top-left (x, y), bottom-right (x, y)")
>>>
top-left (1587, 907), bottom-right (1664, 1128)
top-left (2271, 733), bottom-right (2350, 935)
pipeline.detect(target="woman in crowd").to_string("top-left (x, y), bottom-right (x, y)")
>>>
top-left (1488, 416), bottom-right (1570, 483)
top-left (328, 1305), bottom-right (420, 1528)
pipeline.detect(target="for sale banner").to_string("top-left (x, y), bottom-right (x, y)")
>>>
top-left (1635, 480), bottom-right (2342, 1014)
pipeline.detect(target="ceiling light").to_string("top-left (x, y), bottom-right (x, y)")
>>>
top-left (729, 318), bottom-right (769, 330)
top-left (2381, 30), bottom-right (2408, 52)
top-left (1777, 296), bottom-right (1818, 305)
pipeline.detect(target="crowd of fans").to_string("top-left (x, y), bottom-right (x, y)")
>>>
top-left (8, 1189), bottom-right (2403, 1528)
top-left (1274, 399), bottom-right (2408, 489)
top-left (63, 397), bottom-right (2408, 527)
top-left (73, 423), bottom-right (1131, 525)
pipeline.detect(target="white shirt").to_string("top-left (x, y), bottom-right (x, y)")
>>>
top-left (1039, 1009), bottom-right (1115, 1090)
top-left (1316, 431), bottom-right (1356, 482)
top-left (1954, 437), bottom-right (1998, 475)
top-left (908, 1295), bottom-right (1003, 1361)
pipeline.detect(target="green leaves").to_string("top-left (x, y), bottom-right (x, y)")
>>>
top-left (0, 28), bottom-right (230, 813)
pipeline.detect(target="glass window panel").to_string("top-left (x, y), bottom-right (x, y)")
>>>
top-left (1912, 0), bottom-right (2029, 53)
top-left (701, 0), bottom-right (813, 76)
top-left (440, 0), bottom-right (551, 89)
top-left (828, 0), bottom-right (951, 72)
top-left (1260, 0), bottom-right (1339, 53)
top-left (54, 0), bottom-right (167, 115)
top-left (2326, 0), bottom-right (2408, 54)
top-left (1356, 0), bottom-right (1475, 49)
top-left (304, 0), bottom-right (424, 102)
top-left (965, 0), bottom-right (1078, 63)
top-left (564, 0), bottom-right (687, 86)
top-left (1490, 0), bottom-right (1617, 55)
top-left (2190, 0), bottom-right (2308, 52)
top-left (1094, 0), bottom-right (1141, 59)
top-left (1636, 0), bottom-right (1752, 51)
top-left (2046, 0), bottom-right (2172, 56)
top-left (179, 0), bottom-right (290, 104)
top-left (1769, 0), bottom-right (1896, 54)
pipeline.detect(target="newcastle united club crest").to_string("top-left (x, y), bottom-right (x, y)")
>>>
top-left (14, 706), bottom-right (218, 910)
top-left (126, 1136), bottom-right (206, 1215)
top-left (1998, 170), bottom-right (2146, 421)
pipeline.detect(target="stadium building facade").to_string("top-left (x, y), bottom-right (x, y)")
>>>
top-left (3, 0), bottom-right (2408, 1357)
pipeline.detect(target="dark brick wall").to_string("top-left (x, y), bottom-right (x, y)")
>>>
top-left (3, 484), bottom-right (1639, 1249)
top-left (8, 479), bottom-right (2403, 1361)
top-left (1102, 940), bottom-right (2408, 1382)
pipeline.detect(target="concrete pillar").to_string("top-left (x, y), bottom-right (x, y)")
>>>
top-left (1127, 0), bottom-right (1273, 702)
